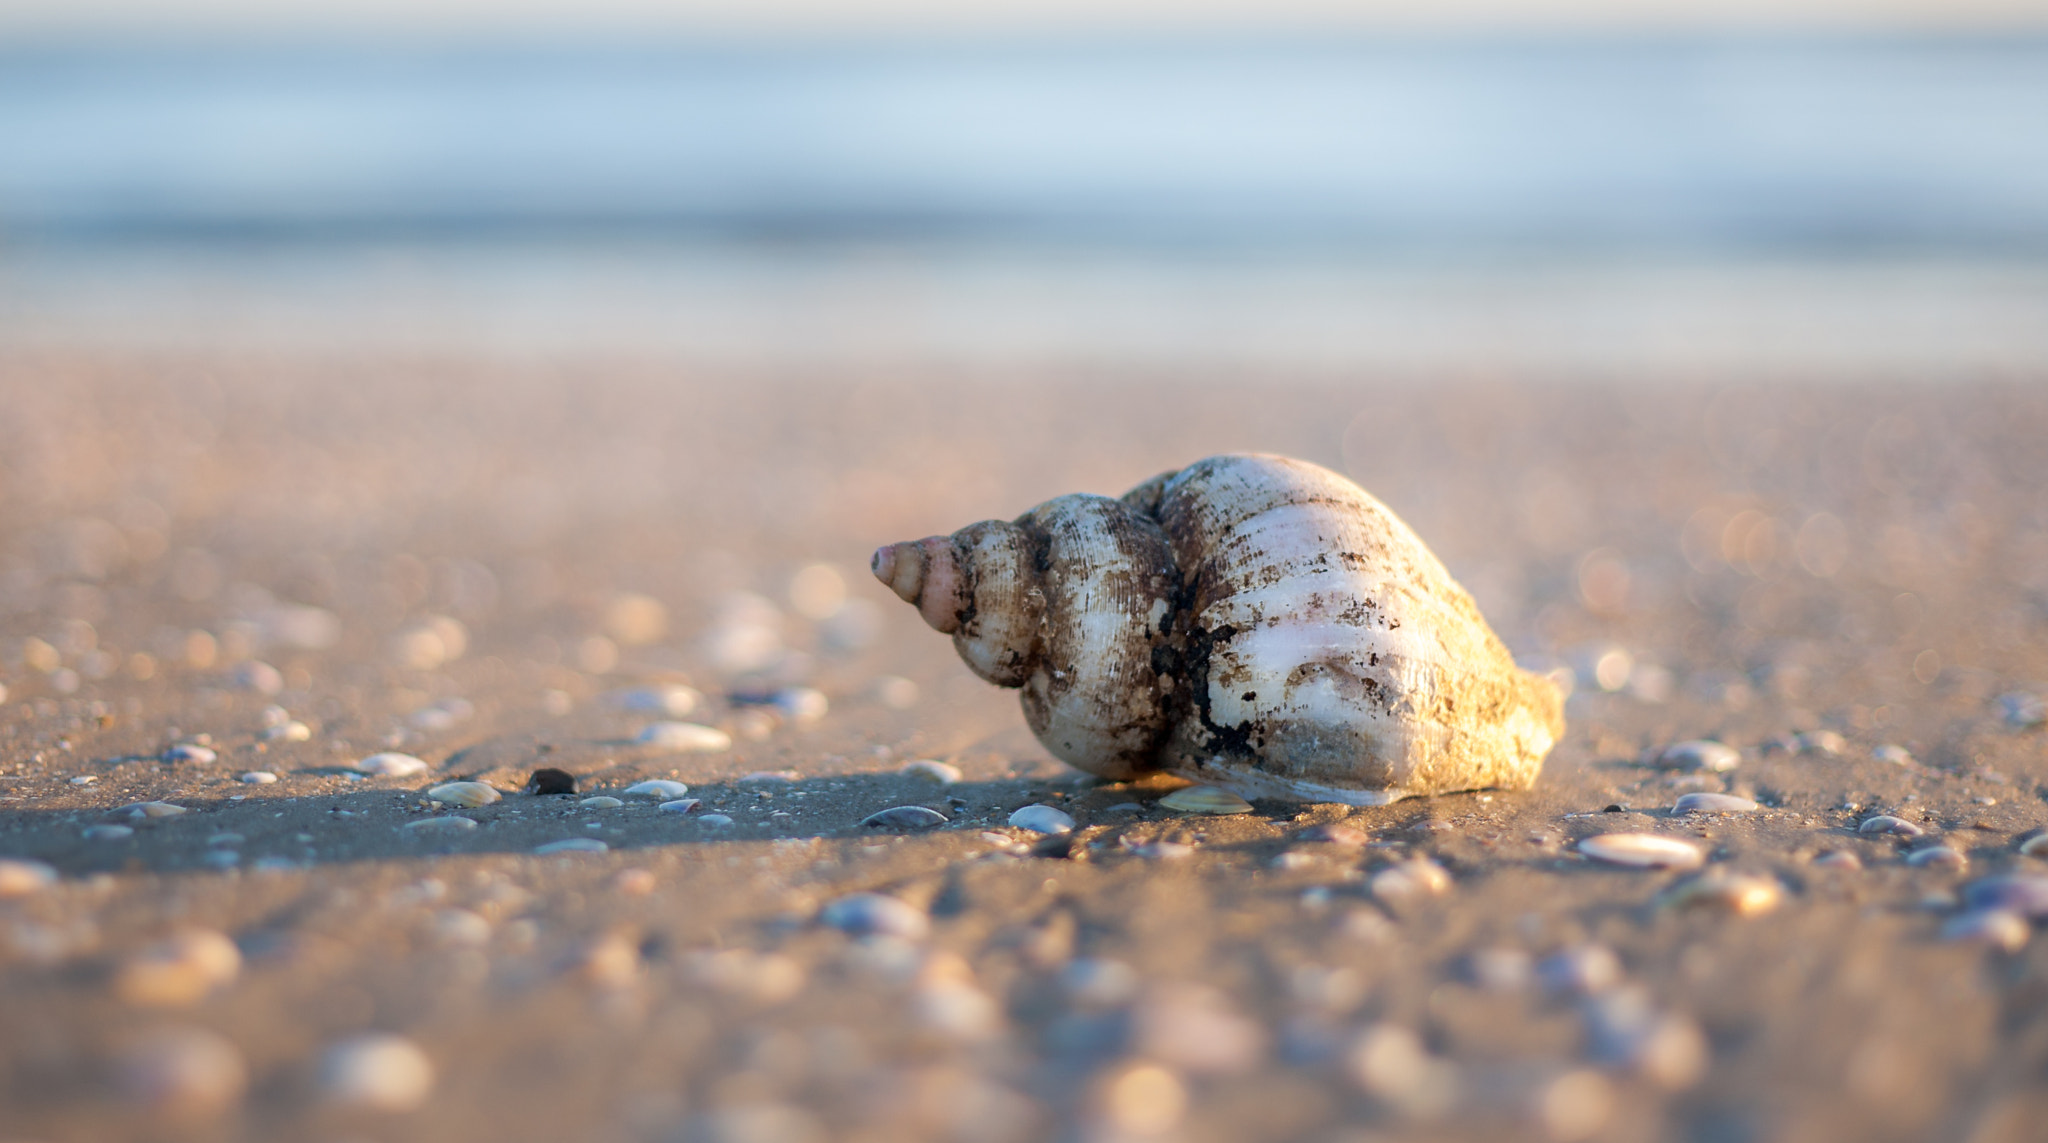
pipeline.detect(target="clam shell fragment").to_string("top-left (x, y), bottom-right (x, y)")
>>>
top-left (1578, 834), bottom-right (1705, 870)
top-left (1159, 786), bottom-right (1254, 815)
top-left (427, 782), bottom-right (501, 807)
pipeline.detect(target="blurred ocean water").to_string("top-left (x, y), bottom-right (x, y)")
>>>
top-left (3, 35), bottom-right (2046, 248)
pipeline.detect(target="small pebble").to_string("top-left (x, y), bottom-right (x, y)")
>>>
top-left (263, 720), bottom-right (313, 743)
top-left (354, 753), bottom-right (430, 778)
top-left (1009, 804), bottom-right (1077, 834)
top-left (233, 660), bottom-right (283, 695)
top-left (114, 929), bottom-right (242, 1006)
top-left (740, 770), bottom-right (800, 783)
top-left (861, 805), bottom-right (949, 830)
top-left (1370, 857), bottom-right (1453, 903)
top-left (116, 1027), bottom-right (246, 1115)
top-left (606, 685), bottom-right (703, 718)
top-left (1466, 947), bottom-right (1533, 991)
top-left (636, 722), bottom-right (732, 753)
top-left (1906, 845), bottom-right (1968, 870)
top-left (1671, 792), bottom-right (1757, 815)
top-left (1656, 869), bottom-right (1782, 916)
top-left (121, 801), bottom-right (188, 819)
top-left (427, 782), bottom-right (501, 808)
top-left (1540, 945), bottom-right (1623, 995)
top-left (0, 858), bottom-right (58, 897)
top-left (1158, 786), bottom-right (1254, 815)
top-left (533, 838), bottom-right (608, 855)
top-left (874, 675), bottom-right (920, 709)
top-left (84, 824), bottom-right (135, 841)
top-left (1346, 1023), bottom-right (1458, 1118)
top-left (431, 909), bottom-right (491, 947)
top-left (698, 814), bottom-right (734, 828)
top-left (1812, 850), bottom-right (1862, 869)
top-left (1997, 691), bottom-right (2045, 729)
top-left (1796, 730), bottom-right (1847, 756)
top-left (658, 798), bottom-right (701, 814)
top-left (1298, 823), bottom-right (1368, 846)
top-left (163, 743), bottom-right (217, 765)
top-left (524, 768), bottom-right (577, 796)
top-left (1961, 874), bottom-right (2048, 918)
top-left (1873, 744), bottom-right (1915, 766)
top-left (238, 771), bottom-right (278, 785)
top-left (319, 1034), bottom-right (435, 1111)
top-left (1941, 909), bottom-right (2030, 951)
top-left (621, 779), bottom-right (689, 800)
top-left (402, 816), bottom-right (478, 833)
top-left (579, 796), bottom-right (624, 809)
top-left (1578, 834), bottom-right (1704, 870)
top-left (1656, 741), bottom-right (1739, 773)
top-left (1583, 991), bottom-right (1708, 1089)
top-left (819, 892), bottom-right (929, 940)
top-left (914, 977), bottom-right (1003, 1041)
top-left (1858, 815), bottom-right (1925, 837)
top-left (70, 775), bottom-right (97, 785)
top-left (900, 759), bottom-right (963, 785)
top-left (1062, 957), bottom-right (1141, 1008)
top-left (688, 948), bottom-right (806, 1003)
top-left (772, 686), bottom-right (830, 725)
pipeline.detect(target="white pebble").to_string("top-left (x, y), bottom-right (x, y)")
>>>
top-left (635, 722), bottom-right (732, 753)
top-left (233, 661), bottom-right (283, 695)
top-left (819, 892), bottom-right (929, 940)
top-left (319, 1034), bottom-right (435, 1112)
top-left (606, 685), bottom-right (703, 718)
top-left (697, 813), bottom-right (735, 828)
top-left (0, 858), bottom-right (58, 897)
top-left (163, 743), bottom-right (217, 765)
top-left (580, 796), bottom-right (624, 809)
top-left (1671, 792), bottom-right (1756, 815)
top-left (622, 779), bottom-right (690, 800)
top-left (402, 816), bottom-right (478, 833)
top-left (773, 686), bottom-right (830, 725)
top-left (1578, 834), bottom-right (1704, 870)
top-left (1656, 740), bottom-right (1739, 772)
top-left (263, 720), bottom-right (313, 743)
top-left (1009, 804), bottom-right (1076, 835)
top-left (239, 771), bottom-right (278, 785)
top-left (900, 759), bottom-right (962, 785)
top-left (426, 782), bottom-right (501, 807)
top-left (117, 1027), bottom-right (247, 1114)
top-left (354, 753), bottom-right (430, 778)
top-left (1346, 1023), bottom-right (1457, 1118)
top-left (1370, 858), bottom-right (1453, 903)
top-left (534, 838), bottom-right (608, 855)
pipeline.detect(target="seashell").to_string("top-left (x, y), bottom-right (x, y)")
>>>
top-left (1941, 909), bottom-right (2029, 951)
top-left (426, 782), bottom-right (501, 807)
top-left (900, 759), bottom-right (963, 784)
top-left (402, 816), bottom-right (478, 833)
top-left (524, 767), bottom-right (577, 796)
top-left (353, 752), bottom-right (429, 777)
top-left (1906, 845), bottom-right (1967, 870)
top-left (819, 892), bottom-right (929, 939)
top-left (1370, 857), bottom-right (1452, 903)
top-left (636, 722), bottom-right (732, 753)
top-left (239, 771), bottom-right (278, 785)
top-left (1009, 804), bottom-right (1077, 834)
top-left (1670, 792), bottom-right (1756, 815)
top-left (533, 838), bottom-right (608, 855)
top-left (121, 801), bottom-right (188, 819)
top-left (1858, 815), bottom-right (1925, 837)
top-left (1811, 850), bottom-right (1861, 869)
top-left (861, 805), bottom-right (949, 830)
top-left (1158, 786), bottom-right (1254, 815)
top-left (772, 686), bottom-right (829, 725)
top-left (872, 454), bottom-right (1563, 805)
top-left (163, 743), bottom-right (217, 765)
top-left (1655, 741), bottom-right (1740, 773)
top-left (2018, 833), bottom-right (2048, 857)
top-left (621, 779), bottom-right (690, 800)
top-left (1656, 869), bottom-right (1781, 916)
top-left (579, 796), bottom-right (624, 809)
top-left (0, 857), bottom-right (58, 897)
top-left (605, 685), bottom-right (703, 718)
top-left (698, 813), bottom-right (735, 828)
top-left (1577, 833), bottom-right (1704, 870)
top-left (1961, 874), bottom-right (2048, 918)
top-left (658, 798), bottom-right (701, 814)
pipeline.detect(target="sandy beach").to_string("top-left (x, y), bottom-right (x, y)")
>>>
top-left (1, 324), bottom-right (2044, 1143)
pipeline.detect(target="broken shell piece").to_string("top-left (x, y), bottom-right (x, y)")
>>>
top-left (1906, 845), bottom-right (1967, 870)
top-left (1656, 869), bottom-right (1781, 916)
top-left (900, 759), bottom-right (963, 785)
top-left (533, 838), bottom-right (608, 855)
top-left (353, 753), bottom-right (429, 778)
top-left (658, 799), bottom-right (701, 814)
top-left (1370, 857), bottom-right (1453, 904)
top-left (1159, 786), bottom-right (1254, 815)
top-left (621, 780), bottom-right (690, 800)
top-left (1670, 792), bottom-right (1757, 815)
top-left (121, 801), bottom-right (188, 819)
top-left (861, 805), bottom-right (949, 830)
top-left (819, 892), bottom-right (929, 940)
top-left (1858, 815), bottom-right (1925, 837)
top-left (427, 782), bottom-right (501, 807)
top-left (2015, 833), bottom-right (2048, 857)
top-left (1008, 804), bottom-right (1076, 835)
top-left (580, 796), bottom-right (624, 809)
top-left (1578, 834), bottom-right (1705, 870)
top-left (636, 722), bottom-right (732, 753)
top-left (402, 816), bottom-right (478, 833)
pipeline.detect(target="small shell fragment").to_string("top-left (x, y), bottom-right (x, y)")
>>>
top-left (121, 801), bottom-right (188, 819)
top-left (1578, 834), bottom-right (1704, 870)
top-left (426, 782), bottom-right (501, 808)
top-left (819, 892), bottom-right (929, 940)
top-left (1942, 909), bottom-right (2029, 951)
top-left (238, 771), bottom-right (278, 785)
top-left (1873, 744), bottom-right (1916, 766)
top-left (1370, 858), bottom-right (1453, 903)
top-left (658, 799), bottom-right (701, 814)
top-left (1906, 845), bottom-right (1967, 870)
top-left (578, 796), bottom-right (622, 809)
top-left (1008, 804), bottom-right (1076, 834)
top-left (402, 816), bottom-right (478, 833)
top-left (698, 814), bottom-right (735, 827)
top-left (1655, 741), bottom-right (1739, 773)
top-left (0, 858), bottom-right (58, 897)
top-left (354, 753), bottom-right (430, 778)
top-left (1858, 815), bottom-right (1925, 837)
top-left (861, 805), bottom-right (949, 830)
top-left (1159, 786), bottom-right (1254, 815)
top-left (900, 759), bottom-right (963, 785)
top-left (163, 743), bottom-right (217, 765)
top-left (621, 779), bottom-right (690, 800)
top-left (1671, 792), bottom-right (1757, 815)
top-left (636, 722), bottom-right (731, 753)
top-left (606, 685), bottom-right (703, 718)
top-left (2016, 834), bottom-right (2048, 857)
top-left (1657, 869), bottom-right (1781, 916)
top-left (534, 838), bottom-right (608, 855)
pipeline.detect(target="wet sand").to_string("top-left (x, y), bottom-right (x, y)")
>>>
top-left (1, 346), bottom-right (2046, 1143)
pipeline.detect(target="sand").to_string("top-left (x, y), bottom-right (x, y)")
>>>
top-left (1, 343), bottom-right (2046, 1143)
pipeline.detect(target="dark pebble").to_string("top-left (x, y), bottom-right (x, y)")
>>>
top-left (524, 768), bottom-right (578, 796)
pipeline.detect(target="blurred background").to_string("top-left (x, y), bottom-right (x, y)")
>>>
top-left (3, 0), bottom-right (2047, 372)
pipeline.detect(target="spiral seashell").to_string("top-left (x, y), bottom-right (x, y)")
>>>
top-left (873, 453), bottom-right (1563, 804)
